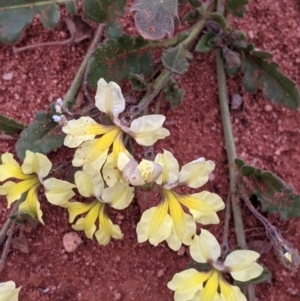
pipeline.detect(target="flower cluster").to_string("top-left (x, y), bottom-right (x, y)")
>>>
top-left (0, 77), bottom-right (263, 301)
top-left (168, 229), bottom-right (263, 301)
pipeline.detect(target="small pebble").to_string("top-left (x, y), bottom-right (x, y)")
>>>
top-left (114, 292), bottom-right (122, 300)
top-left (2, 72), bottom-right (13, 80)
top-left (264, 104), bottom-right (273, 112)
top-left (231, 93), bottom-right (243, 110)
top-left (63, 232), bottom-right (83, 253)
top-left (157, 269), bottom-right (164, 277)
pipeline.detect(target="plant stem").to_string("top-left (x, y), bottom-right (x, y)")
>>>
top-left (0, 199), bottom-right (21, 247)
top-left (63, 24), bottom-right (104, 108)
top-left (215, 1), bottom-right (255, 299)
top-left (221, 190), bottom-right (231, 255)
top-left (138, 1), bottom-right (215, 108)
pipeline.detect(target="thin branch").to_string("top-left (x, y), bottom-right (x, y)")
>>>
top-left (63, 24), bottom-right (104, 108)
top-left (0, 222), bottom-right (15, 271)
top-left (13, 38), bottom-right (73, 54)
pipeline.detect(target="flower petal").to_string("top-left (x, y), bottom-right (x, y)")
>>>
top-left (179, 192), bottom-right (224, 225)
top-left (200, 269), bottom-right (219, 301)
top-left (19, 185), bottom-right (44, 224)
top-left (178, 158), bottom-right (215, 188)
top-left (95, 78), bottom-right (125, 119)
top-left (44, 178), bottom-right (76, 207)
top-left (190, 230), bottom-right (221, 263)
top-left (102, 181), bottom-right (134, 210)
top-left (75, 170), bottom-right (104, 199)
top-left (72, 201), bottom-right (101, 239)
top-left (136, 204), bottom-right (172, 246)
top-left (1, 177), bottom-right (40, 208)
top-left (128, 115), bottom-right (170, 146)
top-left (0, 153), bottom-right (28, 181)
top-left (67, 201), bottom-right (95, 223)
top-left (163, 189), bottom-right (196, 250)
top-left (21, 151), bottom-right (52, 179)
top-left (95, 204), bottom-right (123, 245)
top-left (63, 116), bottom-right (113, 148)
top-left (219, 278), bottom-right (246, 301)
top-left (167, 269), bottom-right (209, 301)
top-left (0, 281), bottom-right (21, 301)
top-left (224, 250), bottom-right (263, 281)
top-left (155, 150), bottom-right (179, 186)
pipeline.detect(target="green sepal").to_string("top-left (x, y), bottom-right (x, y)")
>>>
top-left (0, 114), bottom-right (24, 135)
top-left (162, 44), bottom-right (190, 74)
top-left (226, 0), bottom-right (248, 18)
top-left (83, 0), bottom-right (126, 23)
top-left (15, 111), bottom-right (65, 160)
top-left (87, 35), bottom-right (153, 87)
top-left (234, 266), bottom-right (272, 286)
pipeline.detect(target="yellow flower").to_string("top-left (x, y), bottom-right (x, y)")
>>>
top-left (64, 169), bottom-right (134, 245)
top-left (0, 281), bottom-right (21, 301)
top-left (0, 151), bottom-right (52, 224)
top-left (136, 150), bottom-right (224, 250)
top-left (168, 229), bottom-right (264, 301)
top-left (63, 78), bottom-right (170, 176)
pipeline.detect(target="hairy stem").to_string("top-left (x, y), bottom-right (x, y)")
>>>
top-left (216, 1), bottom-right (255, 299)
top-left (63, 24), bottom-right (104, 108)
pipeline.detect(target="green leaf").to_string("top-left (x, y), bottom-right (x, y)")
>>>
top-left (234, 266), bottom-right (272, 286)
top-left (83, 0), bottom-right (126, 23)
top-left (130, 0), bottom-right (178, 40)
top-left (129, 74), bottom-right (147, 90)
top-left (66, 1), bottom-right (78, 14)
top-left (87, 35), bottom-right (153, 87)
top-left (15, 111), bottom-right (65, 160)
top-left (226, 0), bottom-right (248, 17)
top-left (183, 9), bottom-right (200, 23)
top-left (0, 0), bottom-right (60, 44)
top-left (236, 159), bottom-right (300, 219)
top-left (241, 50), bottom-right (300, 110)
top-left (162, 44), bottom-right (190, 74)
top-left (105, 20), bottom-right (123, 39)
top-left (209, 12), bottom-right (229, 29)
top-left (39, 2), bottom-right (60, 29)
top-left (164, 80), bottom-right (185, 108)
top-left (0, 114), bottom-right (24, 135)
top-left (195, 32), bottom-right (215, 53)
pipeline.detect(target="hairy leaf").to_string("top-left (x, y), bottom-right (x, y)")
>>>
top-left (235, 158), bottom-right (300, 219)
top-left (188, 0), bottom-right (201, 7)
top-left (0, 114), bottom-right (24, 135)
top-left (87, 35), bottom-right (153, 87)
top-left (241, 49), bottom-right (300, 110)
top-left (226, 0), bottom-right (248, 17)
top-left (164, 80), bottom-right (185, 108)
top-left (0, 0), bottom-right (60, 44)
top-left (83, 0), bottom-right (126, 23)
top-left (16, 111), bottom-right (65, 160)
top-left (209, 12), bottom-right (229, 30)
top-left (129, 74), bottom-right (147, 90)
top-left (162, 44), bottom-right (190, 74)
top-left (66, 1), bottom-right (78, 14)
top-left (195, 32), bottom-right (215, 53)
top-left (105, 20), bottom-right (123, 39)
top-left (130, 0), bottom-right (178, 40)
